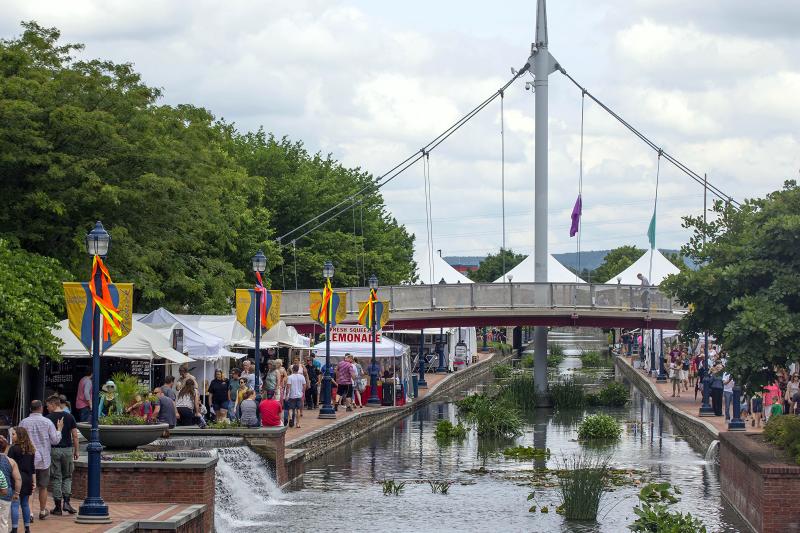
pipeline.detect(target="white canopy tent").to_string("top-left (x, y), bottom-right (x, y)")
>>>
top-left (138, 308), bottom-right (240, 360)
top-left (388, 327), bottom-right (477, 371)
top-left (52, 319), bottom-right (192, 363)
top-left (415, 249), bottom-right (473, 284)
top-left (605, 249), bottom-right (680, 286)
top-left (169, 314), bottom-right (259, 350)
top-left (493, 254), bottom-right (586, 283)
top-left (263, 320), bottom-right (311, 349)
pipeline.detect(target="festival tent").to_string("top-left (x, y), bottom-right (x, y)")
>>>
top-left (493, 254), bottom-right (586, 283)
top-left (604, 249), bottom-right (679, 286)
top-left (415, 249), bottom-right (473, 284)
top-left (52, 319), bottom-right (192, 363)
top-left (169, 314), bottom-right (260, 350)
top-left (263, 320), bottom-right (310, 349)
top-left (138, 308), bottom-right (240, 360)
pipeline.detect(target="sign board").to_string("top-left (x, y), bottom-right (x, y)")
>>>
top-left (130, 360), bottom-right (151, 389)
top-left (330, 325), bottom-right (381, 343)
top-left (172, 328), bottom-right (184, 354)
top-left (454, 341), bottom-right (469, 366)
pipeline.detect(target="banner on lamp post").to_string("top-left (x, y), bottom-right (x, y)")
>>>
top-left (63, 281), bottom-right (133, 354)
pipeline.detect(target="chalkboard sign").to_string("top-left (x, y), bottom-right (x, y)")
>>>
top-left (49, 360), bottom-right (75, 386)
top-left (129, 360), bottom-right (151, 389)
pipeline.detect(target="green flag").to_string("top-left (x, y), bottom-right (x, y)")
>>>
top-left (647, 210), bottom-right (656, 249)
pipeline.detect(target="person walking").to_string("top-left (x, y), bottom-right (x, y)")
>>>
top-left (176, 364), bottom-right (198, 393)
top-left (0, 435), bottom-right (21, 533)
top-left (207, 370), bottom-right (229, 422)
top-left (285, 365), bottom-right (306, 428)
top-left (175, 381), bottom-right (201, 427)
top-left (352, 357), bottom-right (364, 408)
top-left (263, 361), bottom-right (278, 401)
top-left (161, 375), bottom-right (177, 401)
top-left (670, 357), bottom-right (682, 398)
top-left (7, 429), bottom-right (34, 533)
top-left (74, 369), bottom-right (92, 423)
top-left (45, 395), bottom-right (79, 515)
top-left (336, 354), bottom-right (356, 412)
top-left (304, 356), bottom-right (319, 409)
top-left (19, 400), bottom-right (62, 520)
top-left (709, 366), bottom-right (724, 417)
top-left (751, 391), bottom-right (763, 428)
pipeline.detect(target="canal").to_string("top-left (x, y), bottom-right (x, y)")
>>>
top-left (215, 359), bottom-right (750, 531)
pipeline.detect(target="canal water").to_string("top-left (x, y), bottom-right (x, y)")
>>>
top-left (214, 385), bottom-right (748, 531)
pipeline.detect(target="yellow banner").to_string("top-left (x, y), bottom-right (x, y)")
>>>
top-left (357, 300), bottom-right (390, 329)
top-left (309, 291), bottom-right (347, 327)
top-left (235, 288), bottom-right (282, 335)
top-left (63, 282), bottom-right (133, 353)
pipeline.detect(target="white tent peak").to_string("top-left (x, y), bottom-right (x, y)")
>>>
top-left (415, 249), bottom-right (473, 284)
top-left (139, 307), bottom-right (240, 360)
top-left (605, 249), bottom-right (680, 285)
top-left (493, 254), bottom-right (585, 283)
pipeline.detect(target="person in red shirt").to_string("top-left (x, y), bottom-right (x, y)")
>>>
top-left (259, 390), bottom-right (282, 427)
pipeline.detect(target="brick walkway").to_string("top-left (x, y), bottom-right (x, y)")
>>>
top-left (621, 355), bottom-right (764, 434)
top-left (285, 353), bottom-right (488, 445)
top-left (26, 499), bottom-right (198, 533)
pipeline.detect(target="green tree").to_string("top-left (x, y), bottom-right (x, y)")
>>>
top-left (0, 240), bottom-right (70, 369)
top-left (468, 248), bottom-right (525, 282)
top-left (662, 181), bottom-right (800, 391)
top-left (592, 245), bottom-right (644, 283)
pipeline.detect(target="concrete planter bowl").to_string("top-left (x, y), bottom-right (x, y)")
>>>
top-left (77, 422), bottom-right (168, 450)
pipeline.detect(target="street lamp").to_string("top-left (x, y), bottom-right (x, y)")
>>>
top-left (77, 221), bottom-right (111, 524)
top-left (367, 274), bottom-right (381, 405)
top-left (252, 250), bottom-right (267, 403)
top-left (319, 261), bottom-right (337, 419)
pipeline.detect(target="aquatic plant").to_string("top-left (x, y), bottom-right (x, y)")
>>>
top-left (629, 482), bottom-right (707, 532)
top-left (556, 453), bottom-right (611, 521)
top-left (521, 354), bottom-right (534, 368)
top-left (763, 415), bottom-right (800, 464)
top-left (548, 343), bottom-right (565, 367)
top-left (434, 420), bottom-right (468, 445)
top-left (428, 480), bottom-right (452, 494)
top-left (498, 373), bottom-right (537, 411)
top-left (579, 350), bottom-right (611, 368)
top-left (596, 382), bottom-right (629, 407)
top-left (549, 378), bottom-right (586, 409)
top-left (381, 479), bottom-right (406, 496)
top-left (502, 446), bottom-right (551, 460)
top-left (577, 414), bottom-right (622, 441)
top-left (455, 393), bottom-right (491, 416)
top-left (460, 396), bottom-right (522, 438)
top-left (493, 364), bottom-right (513, 379)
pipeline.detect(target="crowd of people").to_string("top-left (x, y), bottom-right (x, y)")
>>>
top-left (623, 333), bottom-right (800, 427)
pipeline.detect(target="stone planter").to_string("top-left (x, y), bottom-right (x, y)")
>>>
top-left (77, 422), bottom-right (168, 449)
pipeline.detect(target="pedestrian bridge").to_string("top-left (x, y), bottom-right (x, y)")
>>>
top-left (279, 282), bottom-right (685, 332)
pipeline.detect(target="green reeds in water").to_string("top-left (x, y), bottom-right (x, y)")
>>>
top-left (498, 373), bottom-right (537, 412)
top-left (381, 479), bottom-right (406, 496)
top-left (549, 378), bottom-right (586, 409)
top-left (557, 454), bottom-right (611, 521)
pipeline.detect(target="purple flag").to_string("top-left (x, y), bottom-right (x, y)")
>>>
top-left (569, 194), bottom-right (582, 237)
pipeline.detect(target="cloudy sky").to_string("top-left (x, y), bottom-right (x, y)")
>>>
top-left (4, 0), bottom-right (799, 262)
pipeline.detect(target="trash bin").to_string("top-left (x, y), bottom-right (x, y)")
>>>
top-left (412, 375), bottom-right (419, 398)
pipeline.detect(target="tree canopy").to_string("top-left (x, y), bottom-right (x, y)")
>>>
top-left (662, 181), bottom-right (800, 391)
top-left (0, 22), bottom-right (415, 315)
top-left (591, 246), bottom-right (644, 283)
top-left (467, 248), bottom-right (525, 282)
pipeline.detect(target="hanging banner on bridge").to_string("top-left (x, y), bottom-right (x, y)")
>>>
top-left (310, 279), bottom-right (346, 327)
top-left (63, 281), bottom-right (133, 354)
top-left (357, 288), bottom-right (389, 330)
top-left (235, 288), bottom-right (282, 335)
top-left (330, 325), bottom-right (381, 343)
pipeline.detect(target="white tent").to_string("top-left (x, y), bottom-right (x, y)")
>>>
top-left (263, 320), bottom-right (310, 349)
top-left (311, 336), bottom-right (410, 359)
top-left (52, 319), bottom-right (192, 363)
top-left (169, 314), bottom-right (256, 350)
top-left (605, 249), bottom-right (680, 286)
top-left (415, 250), bottom-right (473, 284)
top-left (493, 254), bottom-right (585, 283)
top-left (138, 308), bottom-right (240, 360)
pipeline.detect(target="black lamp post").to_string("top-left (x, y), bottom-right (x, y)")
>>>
top-left (656, 329), bottom-right (668, 382)
top-left (418, 328), bottom-right (427, 388)
top-left (77, 221), bottom-right (111, 524)
top-left (699, 333), bottom-right (714, 416)
top-left (252, 250), bottom-right (267, 403)
top-left (367, 274), bottom-right (381, 406)
top-left (436, 327), bottom-right (447, 372)
top-left (318, 260), bottom-right (337, 419)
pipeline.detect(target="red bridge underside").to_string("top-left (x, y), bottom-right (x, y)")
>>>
top-left (290, 315), bottom-right (680, 335)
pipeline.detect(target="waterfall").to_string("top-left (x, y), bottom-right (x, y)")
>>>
top-left (704, 439), bottom-right (720, 463)
top-left (213, 446), bottom-right (289, 531)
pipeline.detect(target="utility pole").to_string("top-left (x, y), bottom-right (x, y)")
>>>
top-left (530, 0), bottom-right (559, 398)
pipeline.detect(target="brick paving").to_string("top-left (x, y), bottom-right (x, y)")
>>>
top-left (621, 355), bottom-right (764, 435)
top-left (27, 499), bottom-right (197, 533)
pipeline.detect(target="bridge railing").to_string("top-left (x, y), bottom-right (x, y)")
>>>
top-left (277, 282), bottom-right (683, 318)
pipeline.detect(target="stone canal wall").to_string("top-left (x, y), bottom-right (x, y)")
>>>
top-left (720, 432), bottom-right (800, 533)
top-left (288, 350), bottom-right (508, 461)
top-left (613, 355), bottom-right (718, 452)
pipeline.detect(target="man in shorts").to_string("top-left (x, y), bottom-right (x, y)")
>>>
top-left (19, 400), bottom-right (62, 520)
top-left (336, 354), bottom-right (356, 412)
top-left (285, 365), bottom-right (307, 428)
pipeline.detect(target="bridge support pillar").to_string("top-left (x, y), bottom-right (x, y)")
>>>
top-left (533, 326), bottom-right (549, 400)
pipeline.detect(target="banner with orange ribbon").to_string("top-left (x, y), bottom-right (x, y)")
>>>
top-left (309, 279), bottom-right (347, 327)
top-left (235, 287), bottom-right (282, 335)
top-left (63, 257), bottom-right (132, 353)
top-left (357, 289), bottom-right (389, 330)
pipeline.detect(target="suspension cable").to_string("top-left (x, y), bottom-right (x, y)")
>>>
top-left (500, 90), bottom-right (507, 282)
top-left (275, 67), bottom-right (529, 246)
top-left (292, 240), bottom-right (298, 290)
top-left (576, 90), bottom-right (585, 282)
top-left (359, 200), bottom-right (366, 285)
top-left (352, 198), bottom-right (360, 284)
top-left (559, 69), bottom-right (739, 207)
top-left (422, 152), bottom-right (434, 284)
top-left (648, 152), bottom-right (662, 282)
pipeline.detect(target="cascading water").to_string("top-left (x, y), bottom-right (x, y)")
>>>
top-left (213, 446), bottom-right (289, 531)
top-left (705, 439), bottom-right (720, 463)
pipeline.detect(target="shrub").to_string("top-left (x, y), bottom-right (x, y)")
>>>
top-left (557, 454), bottom-right (611, 520)
top-left (498, 373), bottom-right (537, 411)
top-left (629, 482), bottom-right (707, 532)
top-left (207, 420), bottom-right (242, 429)
top-left (577, 414), bottom-right (621, 441)
top-left (455, 393), bottom-right (491, 417)
top-left (580, 350), bottom-right (610, 368)
top-left (493, 364), bottom-right (513, 379)
top-left (550, 379), bottom-right (586, 409)
top-left (110, 372), bottom-right (145, 407)
top-left (597, 382), bottom-right (629, 407)
top-left (521, 354), bottom-right (534, 368)
top-left (460, 397), bottom-right (522, 438)
top-left (763, 415), bottom-right (800, 464)
top-left (98, 414), bottom-right (148, 425)
top-left (548, 343), bottom-right (565, 367)
top-left (434, 420), bottom-right (468, 444)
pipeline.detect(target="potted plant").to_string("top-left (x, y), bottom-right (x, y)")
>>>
top-left (76, 372), bottom-right (167, 449)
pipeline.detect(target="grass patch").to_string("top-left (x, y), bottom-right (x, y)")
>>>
top-left (556, 453), bottom-right (611, 521)
top-left (493, 364), bottom-right (513, 379)
top-left (503, 446), bottom-right (551, 460)
top-left (549, 379), bottom-right (586, 409)
top-left (578, 414), bottom-right (622, 441)
top-left (763, 415), bottom-right (800, 464)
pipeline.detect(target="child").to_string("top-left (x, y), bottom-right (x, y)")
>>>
top-left (670, 358), bottom-right (682, 398)
top-left (751, 391), bottom-right (763, 428)
top-left (769, 395), bottom-right (784, 420)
